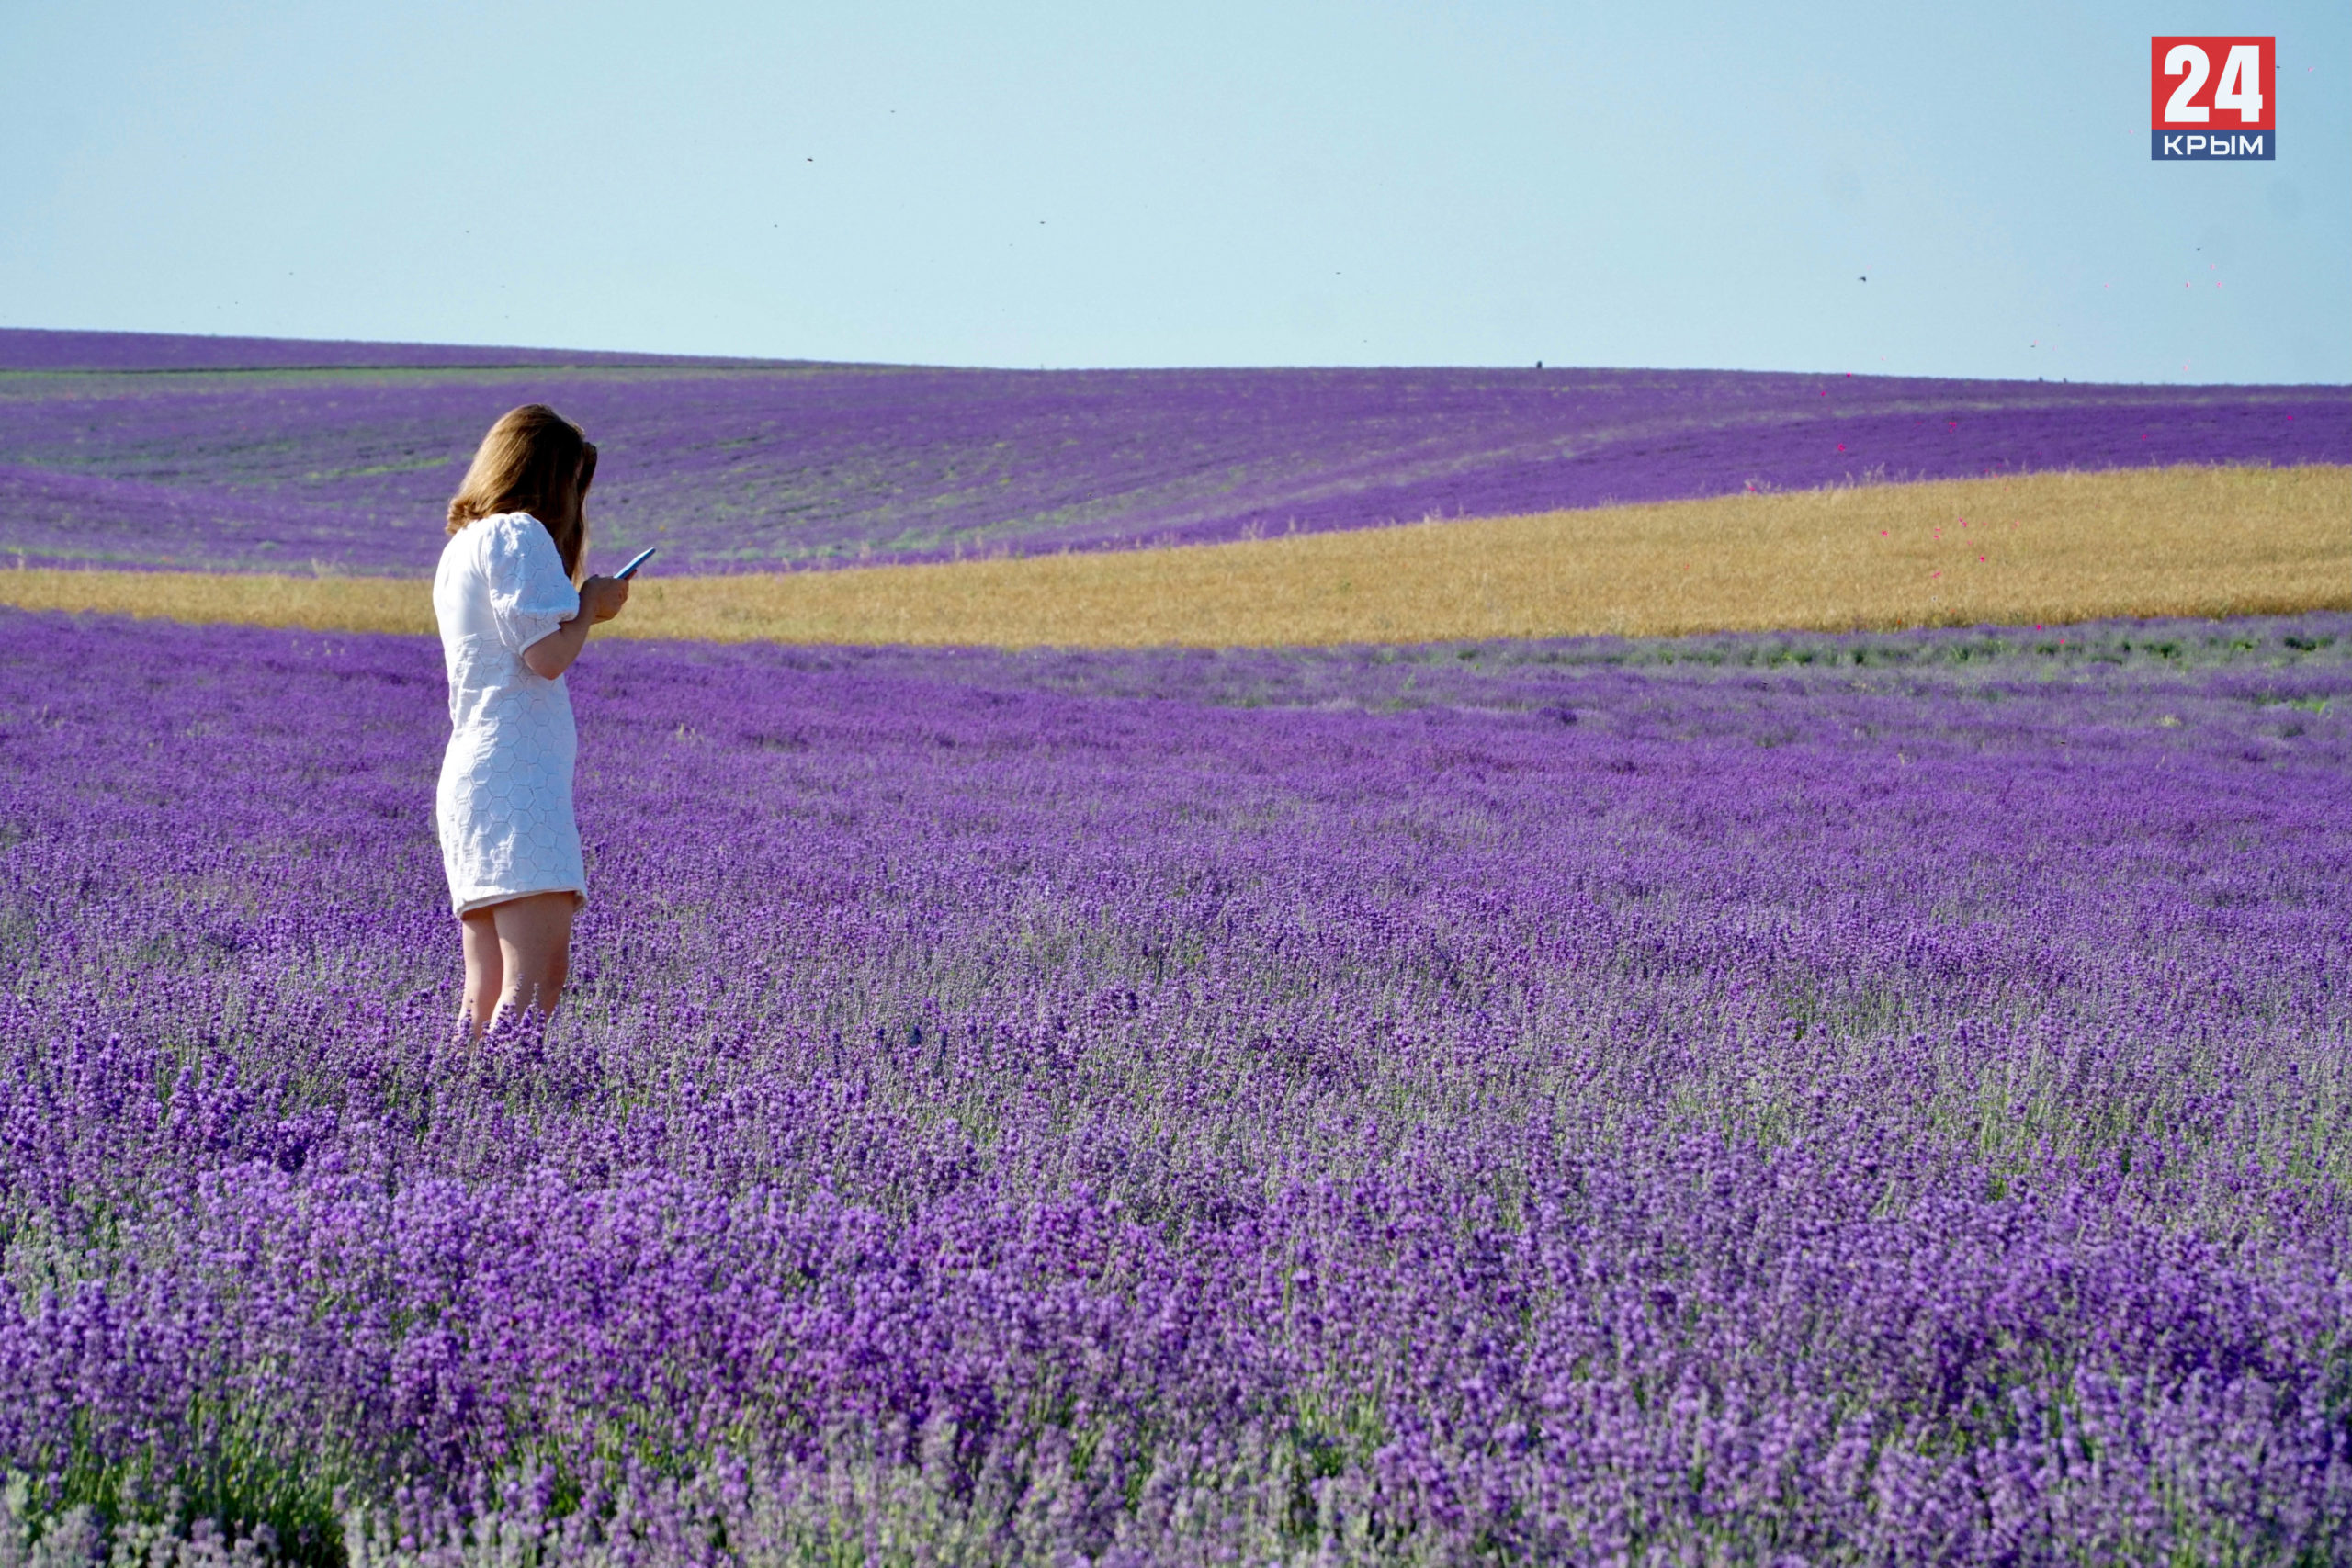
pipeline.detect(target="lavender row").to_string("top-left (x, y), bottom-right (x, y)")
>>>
top-left (0, 327), bottom-right (781, 373)
top-left (2, 611), bottom-right (2350, 1562)
top-left (3, 332), bottom-right (2343, 572)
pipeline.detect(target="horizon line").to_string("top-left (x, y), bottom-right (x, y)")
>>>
top-left (5, 325), bottom-right (2348, 391)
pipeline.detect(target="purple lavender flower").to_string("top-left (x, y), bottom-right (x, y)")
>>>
top-left (2, 608), bottom-right (2347, 1560)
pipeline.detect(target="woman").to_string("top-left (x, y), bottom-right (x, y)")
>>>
top-left (435, 404), bottom-right (630, 1037)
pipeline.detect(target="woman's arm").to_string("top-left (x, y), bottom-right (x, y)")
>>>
top-left (522, 575), bottom-right (630, 679)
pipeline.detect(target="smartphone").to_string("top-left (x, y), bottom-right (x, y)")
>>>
top-left (616, 547), bottom-right (658, 580)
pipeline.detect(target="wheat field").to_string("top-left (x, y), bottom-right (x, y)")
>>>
top-left (4, 464), bottom-right (2344, 646)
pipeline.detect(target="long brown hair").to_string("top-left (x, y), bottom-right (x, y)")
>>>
top-left (446, 405), bottom-right (596, 580)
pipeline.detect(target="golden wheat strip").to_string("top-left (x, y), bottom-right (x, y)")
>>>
top-left (0, 569), bottom-right (437, 634)
top-left (4, 465), bottom-right (2345, 646)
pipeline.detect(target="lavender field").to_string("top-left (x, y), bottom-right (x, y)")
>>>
top-left (4, 606), bottom-right (2349, 1563)
top-left (4, 329), bottom-right (2345, 574)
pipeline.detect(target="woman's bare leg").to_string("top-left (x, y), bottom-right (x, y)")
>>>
top-left (488, 892), bottom-right (577, 1031)
top-left (459, 908), bottom-right (503, 1039)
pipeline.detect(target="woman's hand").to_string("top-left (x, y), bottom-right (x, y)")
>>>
top-left (521, 577), bottom-right (630, 680)
top-left (579, 574), bottom-right (631, 624)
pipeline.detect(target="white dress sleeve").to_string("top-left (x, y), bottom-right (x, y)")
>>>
top-left (481, 514), bottom-right (582, 656)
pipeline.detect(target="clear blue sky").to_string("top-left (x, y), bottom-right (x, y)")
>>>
top-left (3, 1), bottom-right (2346, 382)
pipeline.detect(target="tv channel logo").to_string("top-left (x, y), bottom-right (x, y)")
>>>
top-left (2151, 37), bottom-right (2274, 160)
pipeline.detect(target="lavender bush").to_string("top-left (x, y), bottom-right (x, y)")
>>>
top-left (4, 329), bottom-right (2344, 572)
top-left (3, 608), bottom-right (2348, 1563)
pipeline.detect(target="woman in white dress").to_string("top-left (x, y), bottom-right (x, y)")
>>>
top-left (435, 404), bottom-right (631, 1036)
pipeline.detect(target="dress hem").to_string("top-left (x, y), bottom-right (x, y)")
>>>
top-left (452, 886), bottom-right (588, 919)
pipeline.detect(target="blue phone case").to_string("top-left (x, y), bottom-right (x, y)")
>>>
top-left (616, 547), bottom-right (658, 580)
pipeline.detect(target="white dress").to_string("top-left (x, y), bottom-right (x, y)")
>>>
top-left (432, 513), bottom-right (588, 917)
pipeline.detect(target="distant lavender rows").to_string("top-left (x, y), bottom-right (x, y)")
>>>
top-left (3, 328), bottom-right (2345, 574)
top-left (0, 325), bottom-right (781, 372)
top-left (3, 608), bottom-right (2349, 1562)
